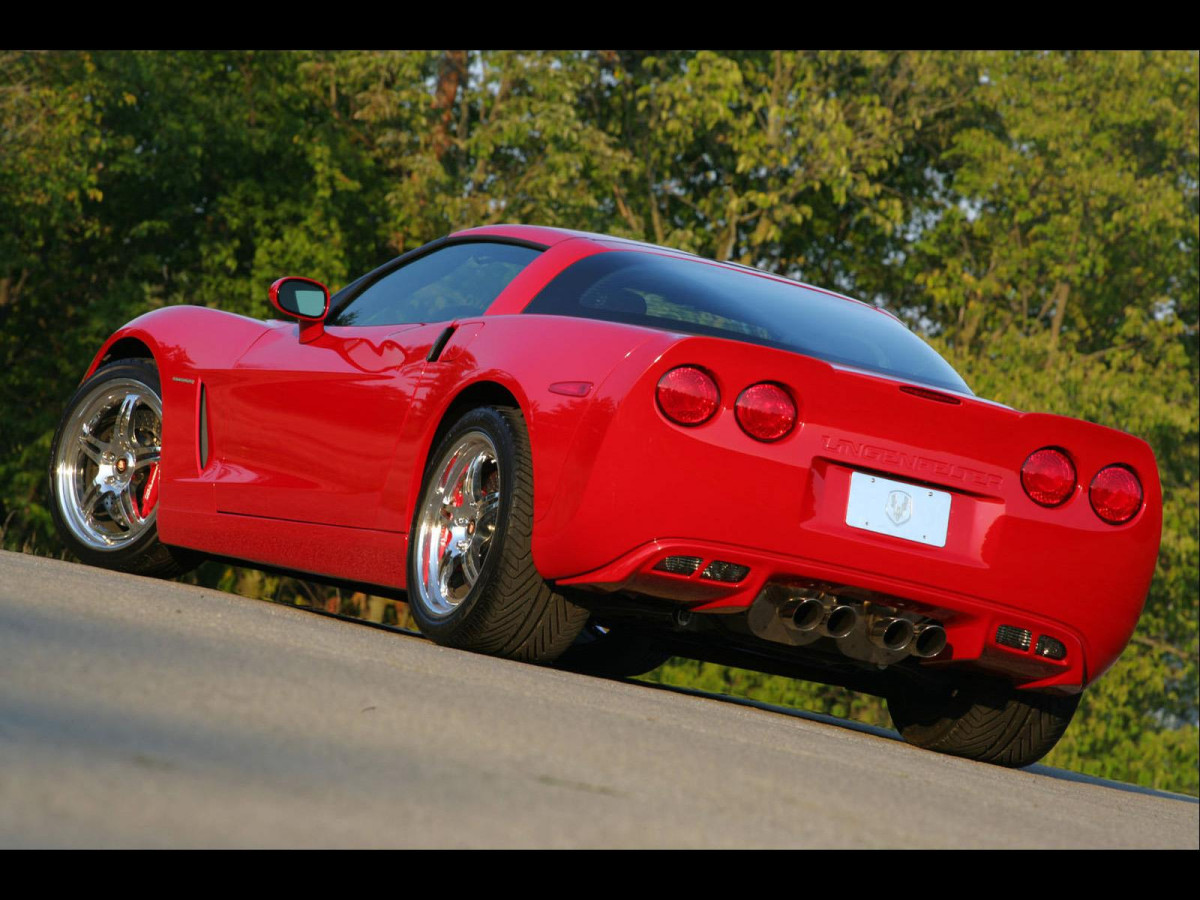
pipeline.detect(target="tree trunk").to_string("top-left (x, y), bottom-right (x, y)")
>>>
top-left (431, 51), bottom-right (466, 161)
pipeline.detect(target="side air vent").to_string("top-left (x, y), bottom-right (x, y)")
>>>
top-left (199, 383), bottom-right (210, 470)
top-left (426, 325), bottom-right (457, 362)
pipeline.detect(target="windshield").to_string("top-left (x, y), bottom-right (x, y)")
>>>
top-left (524, 251), bottom-right (970, 395)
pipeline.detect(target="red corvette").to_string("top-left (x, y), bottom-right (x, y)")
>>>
top-left (49, 224), bottom-right (1161, 767)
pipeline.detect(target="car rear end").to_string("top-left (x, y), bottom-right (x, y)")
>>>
top-left (524, 249), bottom-right (1161, 694)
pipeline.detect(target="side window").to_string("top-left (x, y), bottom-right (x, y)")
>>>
top-left (329, 242), bottom-right (541, 327)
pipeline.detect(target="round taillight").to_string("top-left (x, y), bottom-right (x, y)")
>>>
top-left (735, 383), bottom-right (796, 441)
top-left (656, 366), bottom-right (720, 426)
top-left (1089, 465), bottom-right (1143, 525)
top-left (1021, 447), bottom-right (1076, 507)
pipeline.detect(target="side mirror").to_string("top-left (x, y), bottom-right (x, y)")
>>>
top-left (269, 277), bottom-right (330, 343)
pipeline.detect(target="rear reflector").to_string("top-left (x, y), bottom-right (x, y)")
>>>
top-left (1021, 447), bottom-right (1076, 507)
top-left (995, 625), bottom-right (1032, 651)
top-left (1035, 635), bottom-right (1067, 660)
top-left (653, 555), bottom-right (703, 576)
top-left (700, 561), bottom-right (750, 583)
top-left (657, 366), bottom-right (720, 426)
top-left (735, 383), bottom-right (796, 441)
top-left (1089, 465), bottom-right (1143, 524)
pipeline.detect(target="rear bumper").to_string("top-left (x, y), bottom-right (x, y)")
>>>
top-left (557, 534), bottom-right (1090, 691)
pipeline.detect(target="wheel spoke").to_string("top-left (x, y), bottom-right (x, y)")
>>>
top-left (463, 454), bottom-right (487, 508)
top-left (79, 431), bottom-right (106, 464)
top-left (132, 449), bottom-right (161, 471)
top-left (438, 527), bottom-right (459, 571)
top-left (438, 451), bottom-right (468, 499)
top-left (106, 493), bottom-right (128, 529)
top-left (79, 481), bottom-right (101, 518)
top-left (462, 540), bottom-right (481, 585)
top-left (114, 393), bottom-right (139, 446)
top-left (478, 493), bottom-right (500, 525)
top-left (112, 488), bottom-right (142, 532)
top-left (438, 552), bottom-right (461, 600)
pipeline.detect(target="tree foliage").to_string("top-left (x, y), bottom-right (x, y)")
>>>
top-left (1, 50), bottom-right (1195, 794)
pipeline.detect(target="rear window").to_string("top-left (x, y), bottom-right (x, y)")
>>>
top-left (525, 251), bottom-right (970, 395)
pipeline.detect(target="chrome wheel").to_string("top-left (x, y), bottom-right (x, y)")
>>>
top-left (52, 377), bottom-right (163, 551)
top-left (413, 431), bottom-right (502, 617)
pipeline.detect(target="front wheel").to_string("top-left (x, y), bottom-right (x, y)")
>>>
top-left (406, 406), bottom-right (587, 662)
top-left (48, 360), bottom-right (195, 577)
top-left (887, 678), bottom-right (1080, 768)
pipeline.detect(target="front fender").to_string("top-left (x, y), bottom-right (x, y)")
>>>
top-left (86, 306), bottom-right (271, 380)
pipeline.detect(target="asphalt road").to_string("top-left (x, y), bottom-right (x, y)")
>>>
top-left (1, 549), bottom-right (1195, 848)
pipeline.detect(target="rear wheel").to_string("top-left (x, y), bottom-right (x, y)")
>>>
top-left (48, 360), bottom-right (195, 577)
top-left (407, 406), bottom-right (587, 662)
top-left (887, 678), bottom-right (1080, 768)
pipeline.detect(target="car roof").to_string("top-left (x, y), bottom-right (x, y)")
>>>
top-left (450, 223), bottom-right (691, 254)
top-left (451, 223), bottom-right (903, 325)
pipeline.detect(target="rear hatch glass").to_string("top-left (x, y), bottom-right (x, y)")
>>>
top-left (525, 251), bottom-right (970, 395)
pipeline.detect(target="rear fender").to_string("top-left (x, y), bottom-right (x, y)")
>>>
top-left (386, 316), bottom-right (674, 561)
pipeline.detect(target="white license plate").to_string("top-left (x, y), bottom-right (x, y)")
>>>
top-left (845, 472), bottom-right (951, 548)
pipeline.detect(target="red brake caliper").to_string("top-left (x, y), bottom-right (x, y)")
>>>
top-left (139, 463), bottom-right (160, 518)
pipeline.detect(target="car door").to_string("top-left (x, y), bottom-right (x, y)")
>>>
top-left (209, 240), bottom-right (543, 530)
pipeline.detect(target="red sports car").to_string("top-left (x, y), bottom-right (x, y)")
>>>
top-left (48, 224), bottom-right (1161, 767)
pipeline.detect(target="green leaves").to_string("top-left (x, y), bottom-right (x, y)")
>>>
top-left (908, 51), bottom-right (1198, 353)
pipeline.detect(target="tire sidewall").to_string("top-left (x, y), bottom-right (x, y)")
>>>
top-left (48, 360), bottom-right (164, 568)
top-left (887, 677), bottom-right (1081, 767)
top-left (406, 407), bottom-right (519, 640)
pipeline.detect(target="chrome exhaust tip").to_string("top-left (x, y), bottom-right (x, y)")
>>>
top-left (823, 605), bottom-right (859, 639)
top-left (911, 623), bottom-right (947, 658)
top-left (791, 598), bottom-right (827, 633)
top-left (869, 617), bottom-right (914, 652)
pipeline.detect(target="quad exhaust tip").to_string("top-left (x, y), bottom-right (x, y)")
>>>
top-left (791, 598), bottom-right (826, 632)
top-left (912, 623), bottom-right (948, 658)
top-left (824, 605), bottom-right (859, 639)
top-left (753, 585), bottom-right (949, 665)
top-left (869, 617), bottom-right (914, 652)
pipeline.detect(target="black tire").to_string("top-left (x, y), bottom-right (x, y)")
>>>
top-left (48, 359), bottom-right (196, 578)
top-left (406, 406), bottom-right (587, 662)
top-left (555, 624), bottom-right (674, 678)
top-left (887, 678), bottom-right (1081, 768)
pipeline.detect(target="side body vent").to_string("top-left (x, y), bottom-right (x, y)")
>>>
top-left (199, 383), bottom-right (210, 470)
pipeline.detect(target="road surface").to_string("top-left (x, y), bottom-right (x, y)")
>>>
top-left (1, 549), bottom-right (1195, 848)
